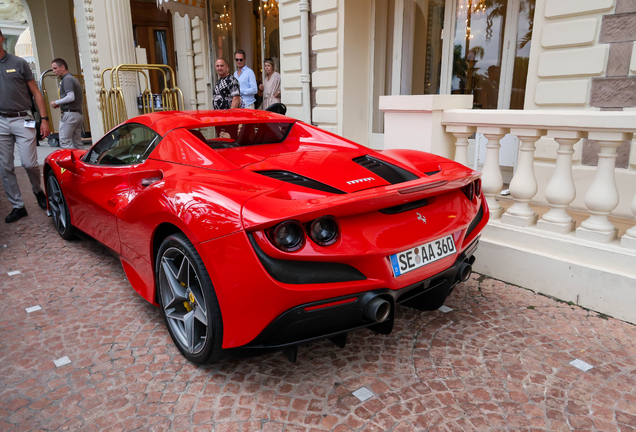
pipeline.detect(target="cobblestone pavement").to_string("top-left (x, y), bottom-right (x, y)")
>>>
top-left (2, 169), bottom-right (636, 432)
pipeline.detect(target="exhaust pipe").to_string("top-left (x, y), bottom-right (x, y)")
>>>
top-left (364, 298), bottom-right (391, 323)
top-left (457, 261), bottom-right (472, 282)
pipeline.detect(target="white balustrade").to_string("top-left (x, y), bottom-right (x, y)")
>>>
top-left (622, 193), bottom-right (636, 249)
top-left (478, 128), bottom-right (508, 219)
top-left (536, 131), bottom-right (584, 234)
top-left (502, 129), bottom-right (545, 227)
top-left (576, 132), bottom-right (632, 242)
top-left (381, 101), bottom-right (636, 250)
top-left (447, 125), bottom-right (476, 167)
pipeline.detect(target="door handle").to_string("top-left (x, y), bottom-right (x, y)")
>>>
top-left (106, 199), bottom-right (116, 207)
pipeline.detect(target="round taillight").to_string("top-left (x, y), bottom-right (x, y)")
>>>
top-left (309, 216), bottom-right (339, 246)
top-left (272, 221), bottom-right (305, 251)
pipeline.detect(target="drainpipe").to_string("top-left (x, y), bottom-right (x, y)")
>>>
top-left (299, 0), bottom-right (312, 124)
top-left (184, 17), bottom-right (199, 110)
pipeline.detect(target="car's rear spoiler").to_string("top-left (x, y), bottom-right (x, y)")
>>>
top-left (241, 170), bottom-right (480, 230)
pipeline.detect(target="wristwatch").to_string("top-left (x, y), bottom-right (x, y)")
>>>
top-left (41, 117), bottom-right (49, 121)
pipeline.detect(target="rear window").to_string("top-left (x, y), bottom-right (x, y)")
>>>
top-left (188, 122), bottom-right (294, 149)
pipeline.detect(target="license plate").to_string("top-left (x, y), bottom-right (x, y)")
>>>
top-left (389, 235), bottom-right (456, 277)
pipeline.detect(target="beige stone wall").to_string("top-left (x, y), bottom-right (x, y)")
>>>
top-left (526, 0), bottom-right (636, 111)
top-left (342, 0), bottom-right (371, 145)
top-left (279, 0), bottom-right (304, 120)
top-left (310, 0), bottom-right (340, 134)
top-left (590, 1), bottom-right (636, 110)
top-left (279, 0), bottom-right (343, 133)
top-left (191, 16), bottom-right (210, 109)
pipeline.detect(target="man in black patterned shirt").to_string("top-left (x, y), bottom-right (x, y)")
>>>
top-left (213, 59), bottom-right (241, 110)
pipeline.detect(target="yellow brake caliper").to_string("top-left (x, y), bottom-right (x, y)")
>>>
top-left (181, 282), bottom-right (195, 312)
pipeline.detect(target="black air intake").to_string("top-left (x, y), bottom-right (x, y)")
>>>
top-left (256, 170), bottom-right (346, 195)
top-left (465, 203), bottom-right (484, 238)
top-left (353, 155), bottom-right (419, 184)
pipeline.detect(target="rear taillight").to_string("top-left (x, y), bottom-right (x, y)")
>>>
top-left (462, 179), bottom-right (481, 201)
top-left (270, 220), bottom-right (305, 252)
top-left (309, 216), bottom-right (339, 246)
top-left (461, 182), bottom-right (475, 201)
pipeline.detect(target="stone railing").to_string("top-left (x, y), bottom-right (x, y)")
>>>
top-left (379, 95), bottom-right (636, 249)
top-left (441, 109), bottom-right (636, 248)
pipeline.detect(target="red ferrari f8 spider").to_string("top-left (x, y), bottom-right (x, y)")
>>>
top-left (44, 110), bottom-right (488, 364)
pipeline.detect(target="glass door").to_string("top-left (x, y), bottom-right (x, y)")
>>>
top-left (208, 0), bottom-right (279, 108)
top-left (210, 0), bottom-right (235, 66)
top-left (449, 0), bottom-right (535, 109)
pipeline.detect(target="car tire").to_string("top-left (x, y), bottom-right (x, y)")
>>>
top-left (156, 233), bottom-right (224, 364)
top-left (46, 172), bottom-right (76, 240)
top-left (403, 283), bottom-right (452, 311)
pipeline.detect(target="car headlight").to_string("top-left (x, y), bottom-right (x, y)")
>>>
top-left (272, 221), bottom-right (305, 251)
top-left (309, 216), bottom-right (339, 246)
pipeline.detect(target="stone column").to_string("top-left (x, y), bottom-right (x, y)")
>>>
top-left (104, 0), bottom-right (138, 120)
top-left (537, 131), bottom-right (584, 233)
top-left (502, 129), bottom-right (546, 227)
top-left (446, 125), bottom-right (476, 167)
top-left (576, 132), bottom-right (632, 242)
top-left (380, 95), bottom-right (473, 159)
top-left (74, 0), bottom-right (137, 138)
top-left (478, 128), bottom-right (508, 219)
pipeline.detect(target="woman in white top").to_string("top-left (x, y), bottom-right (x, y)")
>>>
top-left (259, 58), bottom-right (281, 110)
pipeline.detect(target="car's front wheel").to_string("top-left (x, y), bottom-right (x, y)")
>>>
top-left (156, 233), bottom-right (224, 364)
top-left (46, 172), bottom-right (75, 240)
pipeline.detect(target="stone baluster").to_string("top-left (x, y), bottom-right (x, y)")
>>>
top-left (446, 125), bottom-right (476, 167)
top-left (576, 132), bottom-right (632, 242)
top-left (478, 128), bottom-right (508, 218)
top-left (502, 129), bottom-right (546, 227)
top-left (537, 131), bottom-right (584, 233)
top-left (622, 193), bottom-right (636, 249)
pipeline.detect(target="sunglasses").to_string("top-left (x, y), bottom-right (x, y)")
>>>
top-left (235, 58), bottom-right (244, 62)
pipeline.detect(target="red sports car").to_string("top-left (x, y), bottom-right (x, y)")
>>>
top-left (44, 110), bottom-right (488, 364)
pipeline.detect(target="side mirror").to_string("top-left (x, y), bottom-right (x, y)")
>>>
top-left (56, 150), bottom-right (79, 172)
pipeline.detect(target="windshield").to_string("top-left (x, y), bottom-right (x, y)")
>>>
top-left (188, 122), bottom-right (294, 149)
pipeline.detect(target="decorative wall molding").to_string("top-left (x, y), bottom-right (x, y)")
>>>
top-left (0, 0), bottom-right (27, 22)
top-left (82, 0), bottom-right (102, 108)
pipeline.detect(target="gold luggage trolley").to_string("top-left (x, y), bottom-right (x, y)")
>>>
top-left (99, 64), bottom-right (184, 132)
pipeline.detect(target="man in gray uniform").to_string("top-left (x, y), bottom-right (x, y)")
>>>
top-left (0, 28), bottom-right (50, 223)
top-left (50, 58), bottom-right (84, 149)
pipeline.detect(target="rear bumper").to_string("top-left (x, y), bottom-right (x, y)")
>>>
top-left (238, 238), bottom-right (479, 350)
top-left (197, 196), bottom-right (488, 349)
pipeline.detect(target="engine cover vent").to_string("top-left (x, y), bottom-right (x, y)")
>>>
top-left (256, 170), bottom-right (346, 195)
top-left (353, 155), bottom-right (419, 184)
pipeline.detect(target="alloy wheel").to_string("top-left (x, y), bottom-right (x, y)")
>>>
top-left (159, 247), bottom-right (209, 354)
top-left (47, 174), bottom-right (67, 234)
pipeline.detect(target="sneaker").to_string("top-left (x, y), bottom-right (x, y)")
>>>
top-left (35, 191), bottom-right (47, 209)
top-left (5, 207), bottom-right (28, 223)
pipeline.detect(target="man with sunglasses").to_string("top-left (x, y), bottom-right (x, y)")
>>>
top-left (233, 49), bottom-right (257, 109)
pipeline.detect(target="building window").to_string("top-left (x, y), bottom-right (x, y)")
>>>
top-left (450, 0), bottom-right (535, 109)
top-left (370, 0), bottom-right (536, 136)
